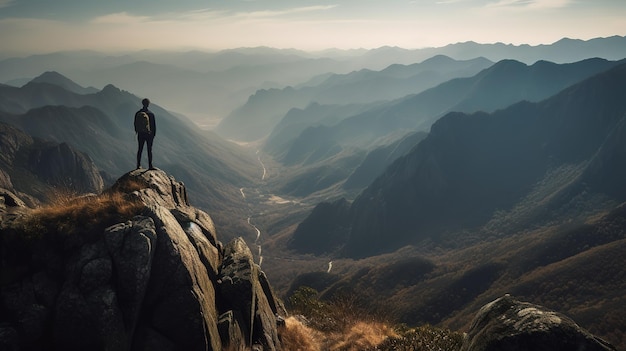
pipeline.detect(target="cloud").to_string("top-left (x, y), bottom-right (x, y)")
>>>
top-left (434, 0), bottom-right (470, 4)
top-left (226, 5), bottom-right (339, 20)
top-left (91, 12), bottom-right (150, 24)
top-left (486, 0), bottom-right (572, 9)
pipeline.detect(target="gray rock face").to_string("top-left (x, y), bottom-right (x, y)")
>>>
top-left (0, 169), bottom-right (286, 350)
top-left (27, 142), bottom-right (104, 194)
top-left (218, 237), bottom-right (286, 351)
top-left (0, 122), bottom-right (105, 197)
top-left (461, 294), bottom-right (617, 351)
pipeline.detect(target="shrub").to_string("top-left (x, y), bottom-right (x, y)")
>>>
top-left (279, 316), bottom-right (322, 351)
top-left (286, 286), bottom-right (463, 351)
top-left (367, 324), bottom-right (463, 351)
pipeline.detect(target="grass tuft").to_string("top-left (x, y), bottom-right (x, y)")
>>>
top-left (285, 286), bottom-right (463, 350)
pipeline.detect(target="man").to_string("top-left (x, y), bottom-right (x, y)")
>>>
top-left (135, 98), bottom-right (156, 169)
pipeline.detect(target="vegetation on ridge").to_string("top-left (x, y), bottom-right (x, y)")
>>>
top-left (1, 178), bottom-right (146, 271)
top-left (279, 286), bottom-right (463, 351)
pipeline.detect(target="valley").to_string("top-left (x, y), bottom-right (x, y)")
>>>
top-left (1, 36), bottom-right (626, 349)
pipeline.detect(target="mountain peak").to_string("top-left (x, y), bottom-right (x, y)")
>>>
top-left (30, 71), bottom-right (97, 94)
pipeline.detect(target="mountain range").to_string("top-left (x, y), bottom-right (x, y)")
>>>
top-left (267, 61), bottom-right (626, 350)
top-left (255, 57), bottom-right (626, 201)
top-left (2, 35), bottom-right (626, 129)
top-left (215, 55), bottom-right (493, 141)
top-left (289, 61), bottom-right (626, 258)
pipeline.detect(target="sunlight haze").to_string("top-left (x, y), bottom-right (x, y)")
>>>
top-left (1, 0), bottom-right (625, 54)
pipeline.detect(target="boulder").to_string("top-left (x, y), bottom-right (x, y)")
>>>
top-left (0, 169), bottom-right (286, 350)
top-left (461, 294), bottom-right (617, 351)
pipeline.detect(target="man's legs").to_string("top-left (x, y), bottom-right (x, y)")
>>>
top-left (147, 135), bottom-right (154, 169)
top-left (137, 134), bottom-right (147, 168)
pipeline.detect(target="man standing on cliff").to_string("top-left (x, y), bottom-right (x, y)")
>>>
top-left (134, 98), bottom-right (157, 170)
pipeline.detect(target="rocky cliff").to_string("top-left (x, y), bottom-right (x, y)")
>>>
top-left (0, 121), bottom-right (104, 204)
top-left (0, 169), bottom-right (286, 350)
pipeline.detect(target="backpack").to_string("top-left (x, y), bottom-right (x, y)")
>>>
top-left (134, 111), bottom-right (151, 134)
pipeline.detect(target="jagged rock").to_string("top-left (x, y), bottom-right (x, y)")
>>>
top-left (219, 310), bottom-right (247, 351)
top-left (461, 294), bottom-right (617, 351)
top-left (0, 169), bottom-right (286, 350)
top-left (0, 188), bottom-right (26, 209)
top-left (218, 237), bottom-right (284, 351)
top-left (0, 169), bottom-right (12, 190)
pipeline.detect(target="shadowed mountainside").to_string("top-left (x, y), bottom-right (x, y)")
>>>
top-left (216, 56), bottom-right (493, 141)
top-left (0, 122), bottom-right (104, 204)
top-left (289, 61), bottom-right (626, 258)
top-left (277, 58), bottom-right (626, 170)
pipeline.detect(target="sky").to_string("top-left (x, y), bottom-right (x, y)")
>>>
top-left (0, 0), bottom-right (625, 54)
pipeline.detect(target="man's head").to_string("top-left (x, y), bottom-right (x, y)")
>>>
top-left (142, 98), bottom-right (150, 108)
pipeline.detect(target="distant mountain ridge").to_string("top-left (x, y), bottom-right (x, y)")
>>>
top-left (30, 71), bottom-right (98, 94)
top-left (2, 35), bottom-right (624, 129)
top-left (351, 62), bottom-right (626, 256)
top-left (260, 57), bottom-right (625, 200)
top-left (289, 61), bottom-right (626, 258)
top-left (216, 56), bottom-right (493, 141)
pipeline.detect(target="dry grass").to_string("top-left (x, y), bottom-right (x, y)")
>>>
top-left (283, 286), bottom-right (465, 350)
top-left (279, 316), bottom-right (398, 351)
top-left (28, 191), bottom-right (144, 235)
top-left (1, 186), bottom-right (146, 281)
top-left (326, 321), bottom-right (398, 351)
top-left (3, 187), bottom-right (145, 260)
top-left (280, 317), bottom-right (323, 351)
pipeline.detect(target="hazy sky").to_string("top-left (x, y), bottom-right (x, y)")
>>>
top-left (1, 0), bottom-right (625, 54)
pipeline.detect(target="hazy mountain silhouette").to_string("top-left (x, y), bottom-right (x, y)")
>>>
top-left (373, 35), bottom-right (626, 66)
top-left (318, 58), bottom-right (626, 150)
top-left (264, 58), bottom-right (625, 200)
top-left (342, 131), bottom-right (428, 190)
top-left (263, 102), bottom-right (378, 160)
top-left (2, 36), bottom-right (624, 129)
top-left (30, 71), bottom-right (98, 94)
top-left (0, 50), bottom-right (355, 127)
top-left (289, 62), bottom-right (626, 258)
top-left (216, 56), bottom-right (493, 141)
top-left (344, 62), bottom-right (626, 257)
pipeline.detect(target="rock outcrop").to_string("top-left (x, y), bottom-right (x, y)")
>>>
top-left (0, 168), bottom-right (286, 350)
top-left (461, 294), bottom-right (616, 351)
top-left (0, 122), bottom-right (104, 198)
top-left (27, 141), bottom-right (104, 194)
